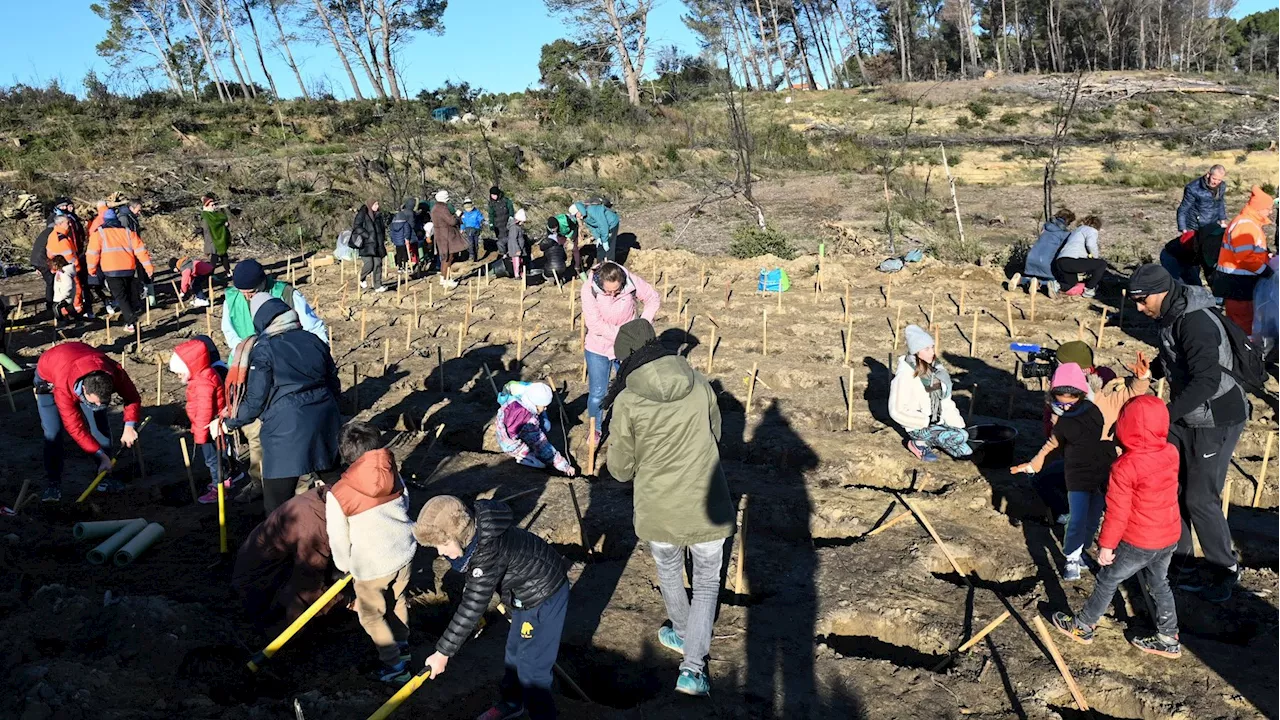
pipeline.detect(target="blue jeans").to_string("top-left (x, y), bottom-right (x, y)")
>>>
top-left (650, 538), bottom-right (726, 674)
top-left (1064, 490), bottom-right (1106, 560)
top-left (585, 350), bottom-right (618, 434)
top-left (465, 228), bottom-right (481, 260)
top-left (1032, 461), bottom-right (1069, 518)
top-left (1078, 541), bottom-right (1178, 637)
top-left (501, 582), bottom-right (568, 720)
top-left (200, 442), bottom-right (222, 481)
top-left (1160, 246), bottom-right (1202, 286)
top-left (35, 373), bottom-right (111, 491)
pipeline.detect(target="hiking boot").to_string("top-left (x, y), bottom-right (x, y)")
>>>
top-left (475, 701), bottom-right (524, 720)
top-left (96, 477), bottom-right (124, 493)
top-left (658, 626), bottom-right (685, 655)
top-left (369, 659), bottom-right (412, 684)
top-left (1006, 272), bottom-right (1022, 292)
top-left (41, 487), bottom-right (61, 503)
top-left (1064, 283), bottom-right (1086, 297)
top-left (1130, 633), bottom-right (1181, 659)
top-left (1062, 557), bottom-right (1082, 581)
top-left (235, 480), bottom-right (264, 504)
top-left (674, 668), bottom-right (710, 697)
top-left (1049, 611), bottom-right (1094, 645)
top-left (1046, 280), bottom-right (1060, 298)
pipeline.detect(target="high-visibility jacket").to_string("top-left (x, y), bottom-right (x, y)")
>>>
top-left (1217, 186), bottom-right (1273, 279)
top-left (87, 224), bottom-right (155, 278)
top-left (46, 229), bottom-right (81, 273)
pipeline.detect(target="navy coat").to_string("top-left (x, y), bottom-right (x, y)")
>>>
top-left (230, 300), bottom-right (342, 479)
top-left (1177, 176), bottom-right (1227, 232)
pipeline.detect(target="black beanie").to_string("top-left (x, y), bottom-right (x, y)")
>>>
top-left (1128, 263), bottom-right (1174, 297)
top-left (489, 186), bottom-right (501, 196)
top-left (613, 319), bottom-right (656, 362)
top-left (233, 259), bottom-right (267, 290)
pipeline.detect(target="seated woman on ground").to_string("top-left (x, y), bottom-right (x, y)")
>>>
top-left (1051, 215), bottom-right (1106, 299)
top-left (888, 325), bottom-right (972, 462)
top-left (1009, 208), bottom-right (1075, 293)
top-left (495, 381), bottom-right (575, 476)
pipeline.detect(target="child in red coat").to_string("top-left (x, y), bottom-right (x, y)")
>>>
top-left (170, 336), bottom-right (231, 503)
top-left (1050, 395), bottom-right (1182, 659)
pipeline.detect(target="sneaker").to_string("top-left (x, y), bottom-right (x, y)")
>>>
top-left (83, 311), bottom-right (97, 320)
top-left (1046, 280), bottom-right (1060, 298)
top-left (96, 477), bottom-right (124, 493)
top-left (1082, 288), bottom-right (1096, 299)
top-left (1006, 272), bottom-right (1022, 293)
top-left (1200, 569), bottom-right (1239, 603)
top-left (1049, 611), bottom-right (1094, 645)
top-left (475, 701), bottom-right (524, 720)
top-left (122, 324), bottom-right (136, 333)
top-left (1054, 513), bottom-right (1070, 526)
top-left (658, 626), bottom-right (685, 655)
top-left (360, 281), bottom-right (368, 290)
top-left (516, 455), bottom-right (547, 469)
top-left (105, 304), bottom-right (119, 316)
top-left (906, 440), bottom-right (938, 462)
top-left (374, 285), bottom-right (388, 293)
top-left (234, 480), bottom-right (264, 504)
top-left (1130, 633), bottom-right (1182, 659)
top-left (369, 659), bottom-right (412, 684)
top-left (1062, 558), bottom-right (1082, 581)
top-left (191, 296), bottom-right (210, 308)
top-left (197, 482), bottom-right (227, 505)
top-left (41, 487), bottom-right (61, 503)
top-left (920, 447), bottom-right (940, 462)
top-left (1065, 283), bottom-right (1086, 297)
top-left (674, 668), bottom-right (710, 697)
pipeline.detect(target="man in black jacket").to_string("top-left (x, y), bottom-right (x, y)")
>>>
top-left (414, 496), bottom-right (568, 720)
top-left (488, 186), bottom-right (515, 239)
top-left (1129, 264), bottom-right (1249, 603)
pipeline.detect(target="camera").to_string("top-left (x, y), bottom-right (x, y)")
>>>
top-left (1010, 343), bottom-right (1058, 379)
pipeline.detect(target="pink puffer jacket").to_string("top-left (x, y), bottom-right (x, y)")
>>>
top-left (581, 267), bottom-right (661, 359)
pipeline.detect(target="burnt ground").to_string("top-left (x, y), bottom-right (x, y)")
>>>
top-left (0, 245), bottom-right (1276, 720)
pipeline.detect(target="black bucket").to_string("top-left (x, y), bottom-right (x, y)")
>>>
top-left (967, 424), bottom-right (1017, 468)
top-left (486, 256), bottom-right (514, 279)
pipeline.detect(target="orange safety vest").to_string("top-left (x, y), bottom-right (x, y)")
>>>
top-left (46, 229), bottom-right (81, 273)
top-left (1217, 186), bottom-right (1273, 278)
top-left (87, 225), bottom-right (155, 278)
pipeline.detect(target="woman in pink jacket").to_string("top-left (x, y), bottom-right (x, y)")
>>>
top-left (581, 262), bottom-right (661, 436)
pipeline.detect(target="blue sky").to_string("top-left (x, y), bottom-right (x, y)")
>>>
top-left (1, 0), bottom-right (1274, 99)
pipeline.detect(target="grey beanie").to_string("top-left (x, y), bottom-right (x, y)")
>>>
top-left (905, 324), bottom-right (934, 355)
top-left (249, 290), bottom-right (274, 318)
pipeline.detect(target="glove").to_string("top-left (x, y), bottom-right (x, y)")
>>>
top-left (1178, 230), bottom-right (1195, 246)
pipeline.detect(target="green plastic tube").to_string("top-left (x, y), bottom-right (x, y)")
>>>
top-left (0, 353), bottom-right (20, 373)
top-left (113, 523), bottom-right (165, 566)
top-left (87, 519), bottom-right (147, 565)
top-left (73, 518), bottom-right (146, 541)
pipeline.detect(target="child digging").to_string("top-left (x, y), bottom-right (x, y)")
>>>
top-left (326, 421), bottom-right (417, 683)
top-left (889, 324), bottom-right (972, 461)
top-left (1049, 395), bottom-right (1183, 659)
top-left (416, 495), bottom-right (570, 720)
top-left (495, 381), bottom-right (575, 476)
top-left (1012, 363), bottom-right (1116, 581)
top-left (169, 336), bottom-right (234, 503)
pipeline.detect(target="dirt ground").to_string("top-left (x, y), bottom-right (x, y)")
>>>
top-left (0, 236), bottom-right (1276, 719)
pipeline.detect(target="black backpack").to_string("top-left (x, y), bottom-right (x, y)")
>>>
top-left (1196, 305), bottom-right (1268, 393)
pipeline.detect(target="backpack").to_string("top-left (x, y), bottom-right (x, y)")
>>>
top-left (757, 268), bottom-right (791, 293)
top-left (1181, 305), bottom-right (1268, 393)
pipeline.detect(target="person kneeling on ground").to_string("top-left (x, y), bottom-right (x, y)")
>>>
top-left (495, 381), bottom-right (575, 476)
top-left (605, 319), bottom-right (733, 698)
top-left (233, 484), bottom-right (336, 633)
top-left (417, 496), bottom-right (570, 720)
top-left (1012, 363), bottom-right (1116, 581)
top-left (170, 337), bottom-right (240, 504)
top-left (171, 255), bottom-right (216, 307)
top-left (1050, 395), bottom-right (1183, 660)
top-left (35, 342), bottom-right (143, 502)
top-left (1051, 215), bottom-right (1107, 298)
top-left (326, 421), bottom-right (418, 683)
top-left (889, 325), bottom-right (972, 462)
top-left (1009, 208), bottom-right (1075, 292)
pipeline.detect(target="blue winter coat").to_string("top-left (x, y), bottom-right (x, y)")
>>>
top-left (230, 300), bottom-right (342, 479)
top-left (574, 201), bottom-right (619, 250)
top-left (461, 208), bottom-right (485, 230)
top-left (1177, 176), bottom-right (1227, 232)
top-left (389, 208), bottom-right (415, 247)
top-left (1024, 219), bottom-right (1072, 280)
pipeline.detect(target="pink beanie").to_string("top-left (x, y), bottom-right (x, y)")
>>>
top-left (1050, 362), bottom-right (1090, 395)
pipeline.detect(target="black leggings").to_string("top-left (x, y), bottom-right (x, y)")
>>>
top-left (394, 244), bottom-right (410, 269)
top-left (1052, 257), bottom-right (1107, 290)
top-left (262, 476), bottom-right (298, 514)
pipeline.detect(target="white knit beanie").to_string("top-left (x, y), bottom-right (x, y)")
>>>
top-left (435, 190), bottom-right (449, 203)
top-left (905, 324), bottom-right (934, 355)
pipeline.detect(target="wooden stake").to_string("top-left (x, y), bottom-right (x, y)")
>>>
top-left (580, 322), bottom-right (587, 382)
top-left (1253, 432), bottom-right (1273, 507)
top-left (383, 337), bottom-right (391, 371)
top-left (135, 323), bottom-right (142, 353)
top-left (707, 325), bottom-right (717, 374)
top-left (205, 304), bottom-right (212, 335)
top-left (360, 308), bottom-right (367, 342)
top-left (457, 320), bottom-right (466, 358)
top-left (170, 280), bottom-right (185, 310)
top-left (866, 510), bottom-right (913, 537)
top-left (586, 427), bottom-right (598, 476)
top-left (155, 355), bottom-right (163, 406)
top-left (1032, 615), bottom-right (1091, 711)
top-left (762, 309), bottom-right (768, 355)
top-left (106, 315), bottom-right (112, 344)
top-left (567, 483), bottom-right (591, 557)
top-left (746, 362), bottom-right (758, 412)
top-left (1005, 297), bottom-right (1015, 337)
top-left (970, 309), bottom-right (980, 356)
top-left (0, 366), bottom-right (15, 412)
top-left (846, 367), bottom-right (855, 432)
top-left (967, 383), bottom-right (979, 421)
top-left (179, 436), bottom-right (198, 506)
top-left (844, 316), bottom-right (854, 366)
top-left (1029, 278), bottom-right (1039, 322)
top-left (932, 609), bottom-right (1014, 674)
top-left (899, 493), bottom-right (968, 581)
top-left (1077, 318), bottom-right (1085, 342)
top-left (1222, 477), bottom-right (1232, 518)
top-left (844, 281), bottom-right (851, 324)
top-left (1096, 306), bottom-right (1107, 349)
top-left (734, 494), bottom-right (749, 595)
top-left (405, 314), bottom-right (412, 350)
top-left (1119, 289), bottom-right (1127, 334)
top-left (1156, 377), bottom-right (1165, 399)
top-left (208, 275), bottom-right (215, 305)
top-left (436, 345), bottom-right (444, 391)
top-left (569, 280), bottom-right (576, 329)
top-left (413, 290), bottom-right (420, 328)
top-left (930, 292), bottom-right (936, 326)
top-left (515, 323), bottom-right (524, 365)
top-left (892, 304), bottom-right (903, 356)
top-left (352, 365), bottom-right (359, 414)
top-left (958, 282), bottom-right (966, 316)
top-left (940, 142), bottom-right (966, 244)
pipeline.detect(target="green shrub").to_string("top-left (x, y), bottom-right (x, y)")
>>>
top-left (1161, 139), bottom-right (1179, 151)
top-left (728, 225), bottom-right (797, 260)
top-left (967, 100), bottom-right (991, 120)
top-left (1100, 155), bottom-right (1129, 173)
top-left (955, 116), bottom-right (975, 130)
top-left (1262, 182), bottom-right (1278, 197)
top-left (998, 112), bottom-right (1024, 127)
top-left (1140, 114), bottom-right (1156, 129)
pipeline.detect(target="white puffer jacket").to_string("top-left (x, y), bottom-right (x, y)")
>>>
top-left (888, 356), bottom-right (965, 431)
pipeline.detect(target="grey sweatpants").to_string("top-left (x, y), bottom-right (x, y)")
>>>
top-left (650, 538), bottom-right (726, 674)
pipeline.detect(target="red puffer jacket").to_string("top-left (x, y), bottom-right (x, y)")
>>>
top-left (36, 342), bottom-right (142, 454)
top-left (1097, 396), bottom-right (1181, 551)
top-left (175, 338), bottom-right (226, 444)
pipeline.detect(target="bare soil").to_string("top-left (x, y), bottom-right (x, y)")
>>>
top-left (0, 240), bottom-right (1275, 720)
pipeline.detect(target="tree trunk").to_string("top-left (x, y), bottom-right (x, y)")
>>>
top-left (375, 0), bottom-right (402, 100)
top-left (1013, 0), bottom-right (1025, 71)
top-left (178, 0), bottom-right (230, 102)
top-left (728, 8), bottom-right (758, 89)
top-left (269, 0), bottom-right (310, 99)
top-left (895, 0), bottom-right (910, 79)
top-left (799, 0), bottom-right (832, 88)
top-left (213, 0), bottom-right (255, 99)
top-left (736, 4), bottom-right (767, 89)
top-left (335, 4), bottom-right (388, 99)
top-left (835, 0), bottom-right (870, 85)
top-left (354, 0), bottom-right (390, 98)
top-left (240, 0), bottom-right (278, 97)
top-left (793, 6), bottom-right (819, 88)
top-left (752, 0), bottom-right (777, 87)
top-left (603, 0), bottom-right (644, 105)
top-left (309, 0), bottom-right (364, 100)
top-left (130, 6), bottom-right (186, 95)
top-left (768, 0), bottom-right (794, 89)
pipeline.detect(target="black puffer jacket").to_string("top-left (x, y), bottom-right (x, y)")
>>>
top-left (351, 205), bottom-right (387, 258)
top-left (436, 501), bottom-right (567, 657)
top-left (1155, 283), bottom-right (1249, 428)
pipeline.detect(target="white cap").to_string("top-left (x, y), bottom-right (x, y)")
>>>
top-left (567, 203), bottom-right (580, 216)
top-left (435, 190), bottom-right (449, 203)
top-left (168, 353), bottom-right (189, 377)
top-left (514, 208), bottom-right (527, 223)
